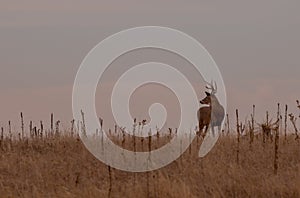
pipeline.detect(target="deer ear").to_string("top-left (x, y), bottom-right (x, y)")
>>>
top-left (205, 91), bottom-right (211, 96)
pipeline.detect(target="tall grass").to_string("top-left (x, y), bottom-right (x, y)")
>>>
top-left (0, 102), bottom-right (299, 197)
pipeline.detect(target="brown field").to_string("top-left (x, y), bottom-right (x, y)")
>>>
top-left (0, 128), bottom-right (299, 198)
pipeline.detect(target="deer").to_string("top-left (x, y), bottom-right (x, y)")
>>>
top-left (197, 81), bottom-right (225, 137)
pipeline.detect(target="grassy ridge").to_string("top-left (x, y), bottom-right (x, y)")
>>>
top-left (0, 133), bottom-right (299, 198)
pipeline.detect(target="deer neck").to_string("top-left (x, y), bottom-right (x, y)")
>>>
top-left (210, 96), bottom-right (221, 108)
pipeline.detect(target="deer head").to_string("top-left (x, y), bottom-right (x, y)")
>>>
top-left (200, 81), bottom-right (217, 105)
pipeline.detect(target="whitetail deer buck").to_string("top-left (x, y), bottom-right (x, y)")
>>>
top-left (197, 81), bottom-right (225, 137)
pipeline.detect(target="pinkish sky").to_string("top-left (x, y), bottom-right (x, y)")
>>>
top-left (0, 0), bottom-right (299, 131)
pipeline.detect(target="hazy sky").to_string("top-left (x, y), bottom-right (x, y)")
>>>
top-left (0, 0), bottom-right (299, 131)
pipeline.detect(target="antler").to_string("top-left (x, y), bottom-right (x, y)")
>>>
top-left (205, 80), bottom-right (217, 94)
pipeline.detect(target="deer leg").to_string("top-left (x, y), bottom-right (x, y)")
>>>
top-left (203, 124), bottom-right (209, 138)
top-left (197, 121), bottom-right (203, 136)
top-left (211, 125), bottom-right (215, 137)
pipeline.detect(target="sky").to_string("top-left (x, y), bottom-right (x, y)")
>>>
top-left (0, 0), bottom-right (299, 132)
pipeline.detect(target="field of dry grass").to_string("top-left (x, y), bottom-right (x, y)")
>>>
top-left (0, 130), bottom-right (299, 198)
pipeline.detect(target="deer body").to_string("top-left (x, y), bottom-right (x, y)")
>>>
top-left (197, 82), bottom-right (225, 137)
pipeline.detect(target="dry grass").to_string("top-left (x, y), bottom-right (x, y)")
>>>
top-left (0, 131), bottom-right (299, 198)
